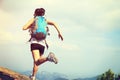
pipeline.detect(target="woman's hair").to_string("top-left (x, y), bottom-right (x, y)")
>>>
top-left (34, 8), bottom-right (45, 16)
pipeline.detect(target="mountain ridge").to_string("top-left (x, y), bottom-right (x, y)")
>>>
top-left (0, 66), bottom-right (30, 80)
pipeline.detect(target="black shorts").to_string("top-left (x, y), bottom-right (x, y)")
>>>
top-left (31, 43), bottom-right (45, 55)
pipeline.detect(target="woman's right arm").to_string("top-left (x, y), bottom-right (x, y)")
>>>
top-left (22, 18), bottom-right (34, 30)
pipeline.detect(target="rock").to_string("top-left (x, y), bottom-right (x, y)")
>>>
top-left (0, 66), bottom-right (30, 80)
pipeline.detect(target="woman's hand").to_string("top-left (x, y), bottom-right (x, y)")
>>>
top-left (58, 33), bottom-right (63, 41)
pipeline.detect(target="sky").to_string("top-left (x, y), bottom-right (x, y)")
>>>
top-left (0, 0), bottom-right (120, 79)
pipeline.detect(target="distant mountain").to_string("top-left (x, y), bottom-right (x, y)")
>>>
top-left (23, 71), bottom-right (68, 80)
top-left (0, 66), bottom-right (97, 80)
top-left (22, 71), bottom-right (97, 80)
top-left (73, 76), bottom-right (97, 80)
top-left (0, 66), bottom-right (30, 80)
top-left (54, 77), bottom-right (69, 80)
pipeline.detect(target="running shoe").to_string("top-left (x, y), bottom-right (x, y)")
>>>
top-left (29, 75), bottom-right (36, 80)
top-left (47, 52), bottom-right (58, 64)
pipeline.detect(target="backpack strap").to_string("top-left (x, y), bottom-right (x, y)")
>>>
top-left (45, 40), bottom-right (49, 49)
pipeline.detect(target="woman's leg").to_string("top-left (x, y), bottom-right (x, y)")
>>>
top-left (38, 55), bottom-right (48, 65)
top-left (31, 50), bottom-right (40, 77)
top-left (31, 50), bottom-right (48, 77)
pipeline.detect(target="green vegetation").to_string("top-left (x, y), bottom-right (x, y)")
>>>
top-left (97, 69), bottom-right (120, 80)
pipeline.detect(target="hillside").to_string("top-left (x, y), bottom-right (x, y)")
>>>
top-left (0, 66), bottom-right (30, 80)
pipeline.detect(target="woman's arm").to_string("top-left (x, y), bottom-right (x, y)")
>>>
top-left (22, 18), bottom-right (34, 30)
top-left (47, 20), bottom-right (63, 41)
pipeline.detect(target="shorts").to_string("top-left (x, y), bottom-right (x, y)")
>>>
top-left (31, 43), bottom-right (45, 55)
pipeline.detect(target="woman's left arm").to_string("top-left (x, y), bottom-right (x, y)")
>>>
top-left (47, 20), bottom-right (63, 41)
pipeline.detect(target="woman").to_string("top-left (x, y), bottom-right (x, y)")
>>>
top-left (22, 8), bottom-right (63, 80)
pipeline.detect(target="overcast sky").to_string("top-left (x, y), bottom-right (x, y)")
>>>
top-left (0, 0), bottom-right (120, 79)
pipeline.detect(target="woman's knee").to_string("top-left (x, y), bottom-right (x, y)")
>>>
top-left (34, 60), bottom-right (40, 66)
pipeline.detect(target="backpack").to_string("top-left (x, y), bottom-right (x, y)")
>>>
top-left (31, 16), bottom-right (47, 41)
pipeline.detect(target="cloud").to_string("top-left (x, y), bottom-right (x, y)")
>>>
top-left (0, 31), bottom-right (13, 43)
top-left (0, 0), bottom-right (39, 14)
top-left (0, 10), bottom-right (15, 26)
top-left (56, 0), bottom-right (120, 32)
